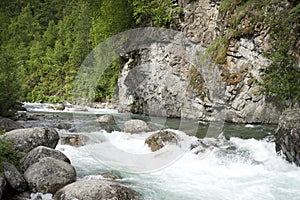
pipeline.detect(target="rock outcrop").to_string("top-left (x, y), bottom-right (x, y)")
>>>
top-left (145, 130), bottom-right (179, 151)
top-left (124, 119), bottom-right (150, 133)
top-left (275, 109), bottom-right (300, 166)
top-left (54, 180), bottom-right (140, 200)
top-left (2, 162), bottom-right (27, 192)
top-left (0, 117), bottom-right (23, 132)
top-left (0, 127), bottom-right (59, 153)
top-left (21, 146), bottom-right (71, 171)
top-left (117, 0), bottom-right (282, 124)
top-left (24, 157), bottom-right (76, 194)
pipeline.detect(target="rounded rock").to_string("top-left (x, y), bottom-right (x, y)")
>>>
top-left (22, 146), bottom-right (71, 171)
top-left (2, 162), bottom-right (27, 192)
top-left (145, 130), bottom-right (179, 151)
top-left (24, 157), bottom-right (76, 194)
top-left (54, 180), bottom-right (140, 200)
top-left (124, 119), bottom-right (150, 134)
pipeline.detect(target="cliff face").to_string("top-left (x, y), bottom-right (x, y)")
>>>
top-left (118, 0), bottom-right (283, 123)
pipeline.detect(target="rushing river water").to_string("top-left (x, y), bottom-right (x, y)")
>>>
top-left (22, 103), bottom-right (300, 200)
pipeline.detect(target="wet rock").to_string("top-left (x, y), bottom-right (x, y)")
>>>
top-left (22, 146), bottom-right (71, 171)
top-left (54, 103), bottom-right (65, 111)
top-left (100, 172), bottom-right (122, 180)
top-left (145, 130), bottom-right (179, 151)
top-left (0, 176), bottom-right (6, 200)
top-left (59, 134), bottom-right (89, 146)
top-left (275, 109), bottom-right (300, 166)
top-left (96, 115), bottom-right (115, 123)
top-left (2, 162), bottom-right (27, 192)
top-left (124, 119), bottom-right (150, 133)
top-left (54, 180), bottom-right (140, 200)
top-left (0, 117), bottom-right (23, 132)
top-left (24, 157), bottom-right (76, 194)
top-left (56, 123), bottom-right (72, 130)
top-left (0, 127), bottom-right (59, 153)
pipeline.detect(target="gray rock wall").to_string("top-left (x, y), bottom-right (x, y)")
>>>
top-left (117, 0), bottom-right (282, 123)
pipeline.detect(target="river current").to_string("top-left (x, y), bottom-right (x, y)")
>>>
top-left (22, 103), bottom-right (300, 200)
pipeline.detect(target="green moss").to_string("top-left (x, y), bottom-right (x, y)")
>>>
top-left (206, 36), bottom-right (229, 64)
top-left (189, 67), bottom-right (206, 99)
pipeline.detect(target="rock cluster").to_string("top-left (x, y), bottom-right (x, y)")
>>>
top-left (275, 109), bottom-right (300, 166)
top-left (0, 127), bottom-right (142, 200)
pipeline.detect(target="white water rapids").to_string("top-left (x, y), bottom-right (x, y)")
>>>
top-left (22, 103), bottom-right (300, 200)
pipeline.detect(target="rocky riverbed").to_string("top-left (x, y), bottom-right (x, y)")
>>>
top-left (0, 103), bottom-right (300, 200)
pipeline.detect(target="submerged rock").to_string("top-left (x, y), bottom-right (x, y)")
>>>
top-left (59, 134), bottom-right (89, 146)
top-left (54, 180), bottom-right (140, 200)
top-left (145, 130), bottom-right (179, 151)
top-left (24, 157), bottom-right (76, 194)
top-left (22, 146), bottom-right (71, 171)
top-left (2, 162), bottom-right (27, 192)
top-left (275, 109), bottom-right (300, 166)
top-left (0, 127), bottom-right (59, 153)
top-left (54, 103), bottom-right (65, 111)
top-left (0, 117), bottom-right (23, 132)
top-left (124, 119), bottom-right (150, 133)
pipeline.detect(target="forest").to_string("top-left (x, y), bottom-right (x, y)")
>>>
top-left (0, 0), bottom-right (299, 116)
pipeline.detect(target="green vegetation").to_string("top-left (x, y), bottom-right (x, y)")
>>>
top-left (130, 0), bottom-right (181, 27)
top-left (207, 0), bottom-right (300, 108)
top-left (0, 0), bottom-right (135, 115)
top-left (0, 130), bottom-right (22, 172)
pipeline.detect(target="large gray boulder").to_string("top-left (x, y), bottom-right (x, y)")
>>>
top-left (0, 176), bottom-right (6, 200)
top-left (2, 162), bottom-right (27, 192)
top-left (124, 119), bottom-right (150, 133)
top-left (24, 157), bottom-right (76, 194)
top-left (22, 146), bottom-right (70, 171)
top-left (54, 180), bottom-right (140, 200)
top-left (0, 117), bottom-right (23, 132)
top-left (145, 130), bottom-right (179, 151)
top-left (275, 109), bottom-right (300, 166)
top-left (1, 127), bottom-right (59, 153)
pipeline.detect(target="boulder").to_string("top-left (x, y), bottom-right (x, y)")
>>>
top-left (124, 119), bottom-right (150, 133)
top-left (22, 146), bottom-right (71, 171)
top-left (54, 180), bottom-right (140, 200)
top-left (275, 109), bottom-right (300, 166)
top-left (0, 117), bottom-right (23, 132)
top-left (54, 103), bottom-right (65, 111)
top-left (59, 134), bottom-right (89, 146)
top-left (24, 157), bottom-right (76, 194)
top-left (2, 162), bottom-right (27, 192)
top-left (96, 115), bottom-right (115, 123)
top-left (145, 130), bottom-right (179, 151)
top-left (0, 127), bottom-right (59, 153)
top-left (0, 176), bottom-right (6, 200)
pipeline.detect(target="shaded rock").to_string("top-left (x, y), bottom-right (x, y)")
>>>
top-left (275, 109), bottom-right (300, 166)
top-left (2, 162), bottom-right (27, 192)
top-left (54, 180), bottom-right (140, 200)
top-left (0, 127), bottom-right (59, 153)
top-left (24, 157), bottom-right (76, 194)
top-left (0, 117), bottom-right (23, 132)
top-left (0, 176), bottom-right (6, 200)
top-left (100, 172), bottom-right (122, 180)
top-left (145, 130), bottom-right (179, 151)
top-left (54, 103), bottom-right (65, 111)
top-left (96, 115), bottom-right (115, 123)
top-left (124, 119), bottom-right (150, 133)
top-left (56, 123), bottom-right (72, 130)
top-left (59, 134), bottom-right (89, 146)
top-left (22, 146), bottom-right (70, 171)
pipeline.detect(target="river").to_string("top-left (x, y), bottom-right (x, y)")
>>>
top-left (21, 103), bottom-right (300, 200)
